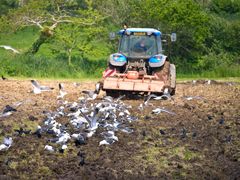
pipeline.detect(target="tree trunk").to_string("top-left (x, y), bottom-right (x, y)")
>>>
top-left (27, 28), bottom-right (53, 54)
top-left (68, 48), bottom-right (72, 66)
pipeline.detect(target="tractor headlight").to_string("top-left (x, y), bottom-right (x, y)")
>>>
top-left (149, 55), bottom-right (163, 63)
top-left (149, 54), bottom-right (167, 68)
top-left (109, 53), bottom-right (127, 66)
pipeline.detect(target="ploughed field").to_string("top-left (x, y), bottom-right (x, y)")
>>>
top-left (0, 79), bottom-right (239, 179)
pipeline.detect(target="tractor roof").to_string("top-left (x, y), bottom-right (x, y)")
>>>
top-left (119, 28), bottom-right (161, 36)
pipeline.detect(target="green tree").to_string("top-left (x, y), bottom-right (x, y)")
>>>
top-left (210, 0), bottom-right (240, 14)
top-left (130, 0), bottom-right (210, 67)
top-left (0, 0), bottom-right (18, 15)
top-left (54, 8), bottom-right (106, 65)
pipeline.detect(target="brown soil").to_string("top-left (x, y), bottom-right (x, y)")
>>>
top-left (0, 79), bottom-right (240, 179)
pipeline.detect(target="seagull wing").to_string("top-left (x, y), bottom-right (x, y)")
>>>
top-left (161, 109), bottom-right (176, 115)
top-left (79, 110), bottom-right (91, 125)
top-left (144, 94), bottom-right (158, 105)
top-left (31, 80), bottom-right (41, 89)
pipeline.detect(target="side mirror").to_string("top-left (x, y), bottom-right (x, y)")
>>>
top-left (171, 33), bottom-right (177, 42)
top-left (109, 32), bottom-right (116, 40)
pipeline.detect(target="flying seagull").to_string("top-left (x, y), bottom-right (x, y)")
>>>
top-left (183, 96), bottom-right (203, 101)
top-left (0, 45), bottom-right (20, 54)
top-left (152, 107), bottom-right (176, 115)
top-left (31, 80), bottom-right (54, 94)
top-left (57, 83), bottom-right (67, 99)
top-left (80, 108), bottom-right (99, 131)
top-left (81, 82), bottom-right (101, 100)
top-left (0, 105), bottom-right (17, 118)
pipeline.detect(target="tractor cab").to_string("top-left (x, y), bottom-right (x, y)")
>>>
top-left (118, 28), bottom-right (162, 58)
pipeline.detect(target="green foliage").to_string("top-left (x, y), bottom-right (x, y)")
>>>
top-left (0, 0), bottom-right (239, 78)
top-left (210, 0), bottom-right (240, 14)
top-left (0, 53), bottom-right (107, 78)
top-left (131, 0), bottom-right (210, 61)
top-left (0, 0), bottom-right (18, 15)
top-left (53, 2), bottom-right (108, 65)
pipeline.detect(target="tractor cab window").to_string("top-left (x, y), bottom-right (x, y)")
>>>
top-left (119, 34), bottom-right (158, 57)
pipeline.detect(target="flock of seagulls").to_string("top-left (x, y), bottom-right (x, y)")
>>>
top-left (40, 92), bottom-right (137, 152)
top-left (2, 78), bottom-right (231, 153)
top-left (0, 78), bottom-right (212, 153)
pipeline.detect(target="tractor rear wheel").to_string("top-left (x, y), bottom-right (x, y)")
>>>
top-left (169, 64), bottom-right (176, 95)
top-left (151, 61), bottom-right (170, 82)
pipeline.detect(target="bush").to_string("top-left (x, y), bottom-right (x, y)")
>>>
top-left (0, 54), bottom-right (107, 78)
top-left (210, 0), bottom-right (240, 14)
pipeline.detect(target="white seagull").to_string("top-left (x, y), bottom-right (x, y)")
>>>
top-left (0, 137), bottom-right (13, 151)
top-left (57, 83), bottom-right (67, 99)
top-left (31, 80), bottom-right (53, 94)
top-left (0, 45), bottom-right (20, 54)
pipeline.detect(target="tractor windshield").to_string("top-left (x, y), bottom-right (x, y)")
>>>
top-left (119, 35), bottom-right (159, 57)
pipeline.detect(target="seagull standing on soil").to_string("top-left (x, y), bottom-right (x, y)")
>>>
top-left (59, 144), bottom-right (68, 153)
top-left (0, 137), bottom-right (13, 151)
top-left (99, 138), bottom-right (117, 145)
top-left (33, 125), bottom-right (42, 138)
top-left (44, 145), bottom-right (54, 152)
top-left (56, 131), bottom-right (71, 144)
top-left (1, 75), bottom-right (7, 80)
top-left (78, 152), bottom-right (85, 166)
top-left (71, 133), bottom-right (86, 146)
top-left (100, 131), bottom-right (118, 144)
top-left (73, 82), bottom-right (80, 87)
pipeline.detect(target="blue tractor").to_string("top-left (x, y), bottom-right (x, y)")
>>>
top-left (101, 28), bottom-right (176, 96)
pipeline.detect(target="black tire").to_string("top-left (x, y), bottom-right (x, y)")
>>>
top-left (105, 90), bottom-right (120, 98)
top-left (169, 64), bottom-right (176, 95)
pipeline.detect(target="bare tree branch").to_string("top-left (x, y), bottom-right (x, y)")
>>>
top-left (22, 16), bottom-right (46, 29)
